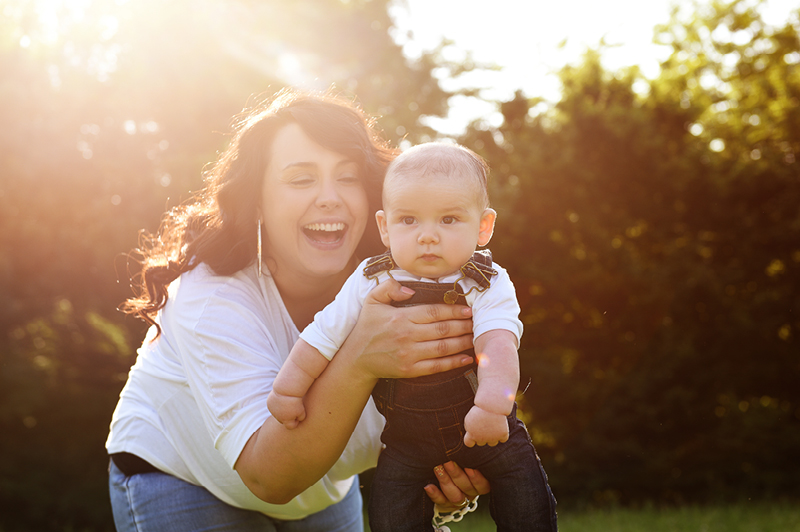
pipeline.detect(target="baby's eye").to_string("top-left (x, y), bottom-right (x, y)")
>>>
top-left (401, 216), bottom-right (416, 225)
top-left (442, 216), bottom-right (456, 224)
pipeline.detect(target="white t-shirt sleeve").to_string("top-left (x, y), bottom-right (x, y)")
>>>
top-left (471, 262), bottom-right (524, 346)
top-left (164, 273), bottom-right (286, 470)
top-left (300, 259), bottom-right (375, 360)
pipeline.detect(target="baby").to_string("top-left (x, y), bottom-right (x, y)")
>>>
top-left (269, 143), bottom-right (556, 531)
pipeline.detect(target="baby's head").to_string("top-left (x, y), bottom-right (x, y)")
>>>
top-left (376, 142), bottom-right (496, 279)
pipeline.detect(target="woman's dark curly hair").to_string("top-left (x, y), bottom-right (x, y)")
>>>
top-left (121, 88), bottom-right (397, 335)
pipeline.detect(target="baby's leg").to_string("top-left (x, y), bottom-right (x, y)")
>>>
top-left (368, 450), bottom-right (437, 532)
top-left (472, 412), bottom-right (558, 532)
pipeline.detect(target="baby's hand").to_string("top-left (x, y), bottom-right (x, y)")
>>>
top-left (267, 390), bottom-right (306, 429)
top-left (463, 405), bottom-right (509, 447)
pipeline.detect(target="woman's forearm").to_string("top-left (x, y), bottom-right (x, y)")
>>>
top-left (235, 280), bottom-right (475, 503)
top-left (235, 340), bottom-right (377, 503)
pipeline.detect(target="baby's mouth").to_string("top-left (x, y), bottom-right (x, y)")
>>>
top-left (303, 222), bottom-right (346, 243)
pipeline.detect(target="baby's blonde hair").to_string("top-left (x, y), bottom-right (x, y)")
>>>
top-left (383, 142), bottom-right (490, 209)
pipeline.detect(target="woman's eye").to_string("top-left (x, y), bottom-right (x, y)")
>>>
top-left (338, 174), bottom-right (361, 185)
top-left (442, 216), bottom-right (456, 224)
top-left (401, 216), bottom-right (416, 225)
top-left (290, 174), bottom-right (315, 186)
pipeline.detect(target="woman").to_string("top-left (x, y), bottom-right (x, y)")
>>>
top-left (107, 88), bottom-right (488, 531)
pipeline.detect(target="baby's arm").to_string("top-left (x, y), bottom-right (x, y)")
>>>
top-left (267, 339), bottom-right (330, 429)
top-left (463, 329), bottom-right (520, 447)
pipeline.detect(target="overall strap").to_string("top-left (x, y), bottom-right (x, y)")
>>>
top-left (362, 249), bottom-right (497, 290)
top-left (461, 249), bottom-right (496, 290)
top-left (363, 250), bottom-right (395, 280)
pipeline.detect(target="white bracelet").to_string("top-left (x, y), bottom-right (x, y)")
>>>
top-left (432, 495), bottom-right (479, 531)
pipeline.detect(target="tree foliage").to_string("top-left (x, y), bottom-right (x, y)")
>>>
top-left (462, 0), bottom-right (800, 505)
top-left (0, 0), bottom-right (455, 529)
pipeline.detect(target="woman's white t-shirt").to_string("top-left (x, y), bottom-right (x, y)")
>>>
top-left (106, 262), bottom-right (385, 520)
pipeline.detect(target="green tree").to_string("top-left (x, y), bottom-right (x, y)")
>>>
top-left (463, 0), bottom-right (800, 505)
top-left (0, 0), bottom-right (460, 528)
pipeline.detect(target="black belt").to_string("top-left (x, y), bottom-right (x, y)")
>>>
top-left (110, 452), bottom-right (161, 476)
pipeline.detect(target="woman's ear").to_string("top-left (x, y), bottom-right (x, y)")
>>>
top-left (375, 210), bottom-right (391, 249)
top-left (477, 208), bottom-right (496, 247)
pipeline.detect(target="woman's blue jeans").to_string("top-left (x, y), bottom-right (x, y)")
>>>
top-left (108, 460), bottom-right (363, 531)
top-left (368, 366), bottom-right (558, 532)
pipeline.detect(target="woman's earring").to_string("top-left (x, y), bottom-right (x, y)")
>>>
top-left (257, 219), bottom-right (263, 278)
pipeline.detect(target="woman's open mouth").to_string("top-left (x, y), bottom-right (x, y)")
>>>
top-left (303, 222), bottom-right (346, 244)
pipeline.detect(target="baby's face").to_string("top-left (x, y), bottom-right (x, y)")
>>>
top-left (376, 172), bottom-right (495, 279)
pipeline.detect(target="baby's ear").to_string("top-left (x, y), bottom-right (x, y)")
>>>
top-left (477, 208), bottom-right (496, 247)
top-left (375, 210), bottom-right (391, 249)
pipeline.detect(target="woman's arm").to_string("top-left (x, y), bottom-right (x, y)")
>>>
top-left (235, 341), bottom-right (378, 504)
top-left (235, 280), bottom-right (475, 503)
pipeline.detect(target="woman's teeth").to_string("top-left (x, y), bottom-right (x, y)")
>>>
top-left (304, 223), bottom-right (346, 232)
top-left (303, 222), bottom-right (346, 243)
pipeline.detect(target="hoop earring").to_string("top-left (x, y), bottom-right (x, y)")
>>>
top-left (257, 219), bottom-right (263, 278)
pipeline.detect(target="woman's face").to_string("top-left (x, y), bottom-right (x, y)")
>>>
top-left (261, 122), bottom-right (369, 283)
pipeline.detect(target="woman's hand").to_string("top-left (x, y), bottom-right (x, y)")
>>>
top-left (424, 461), bottom-right (491, 511)
top-left (344, 279), bottom-right (475, 381)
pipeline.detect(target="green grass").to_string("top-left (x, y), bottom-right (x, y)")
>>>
top-left (556, 503), bottom-right (800, 532)
top-left (365, 502), bottom-right (800, 531)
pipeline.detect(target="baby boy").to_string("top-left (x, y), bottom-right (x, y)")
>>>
top-left (268, 142), bottom-right (556, 531)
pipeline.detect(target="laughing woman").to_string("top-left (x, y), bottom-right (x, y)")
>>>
top-left (106, 89), bottom-right (488, 531)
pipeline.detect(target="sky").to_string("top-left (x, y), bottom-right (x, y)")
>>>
top-left (389, 0), bottom-right (800, 135)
